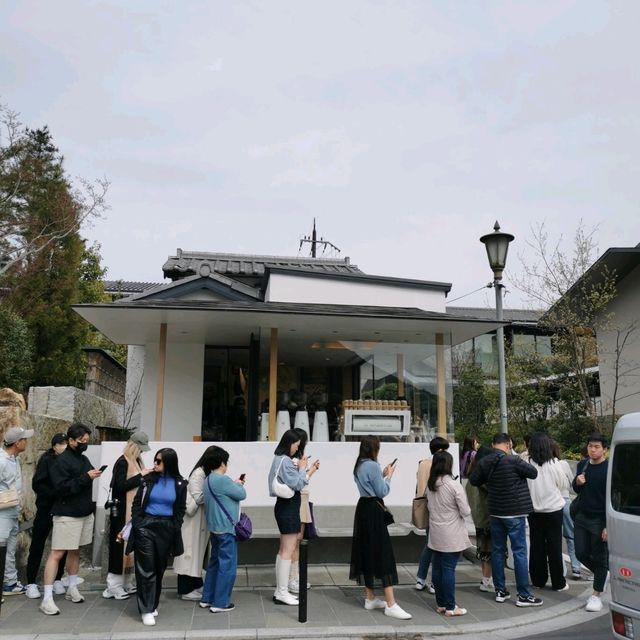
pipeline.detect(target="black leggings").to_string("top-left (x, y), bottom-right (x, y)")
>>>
top-left (134, 516), bottom-right (175, 614)
top-left (26, 508), bottom-right (66, 585)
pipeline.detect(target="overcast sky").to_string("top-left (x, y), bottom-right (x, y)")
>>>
top-left (2, 1), bottom-right (639, 308)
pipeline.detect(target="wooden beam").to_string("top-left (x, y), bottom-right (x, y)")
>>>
top-left (435, 333), bottom-right (447, 437)
top-left (154, 323), bottom-right (167, 441)
top-left (396, 354), bottom-right (405, 398)
top-left (268, 328), bottom-right (278, 441)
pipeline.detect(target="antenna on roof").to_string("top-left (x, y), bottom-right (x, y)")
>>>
top-left (298, 219), bottom-right (341, 258)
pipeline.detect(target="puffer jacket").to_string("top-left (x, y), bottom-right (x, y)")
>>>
top-left (469, 451), bottom-right (537, 517)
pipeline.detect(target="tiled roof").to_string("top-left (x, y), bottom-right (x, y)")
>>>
top-left (103, 280), bottom-right (160, 294)
top-left (162, 249), bottom-right (363, 279)
top-left (447, 306), bottom-right (543, 323)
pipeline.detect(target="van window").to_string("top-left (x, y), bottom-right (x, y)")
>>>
top-left (611, 444), bottom-right (640, 516)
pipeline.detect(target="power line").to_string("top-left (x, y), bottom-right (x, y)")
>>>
top-left (447, 283), bottom-right (493, 304)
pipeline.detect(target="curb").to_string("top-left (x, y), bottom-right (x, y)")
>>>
top-left (6, 584), bottom-right (597, 640)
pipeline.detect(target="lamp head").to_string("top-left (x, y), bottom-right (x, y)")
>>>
top-left (480, 221), bottom-right (515, 280)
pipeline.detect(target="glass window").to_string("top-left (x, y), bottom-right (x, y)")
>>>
top-left (513, 333), bottom-right (536, 356)
top-left (611, 444), bottom-right (640, 516)
top-left (536, 335), bottom-right (552, 356)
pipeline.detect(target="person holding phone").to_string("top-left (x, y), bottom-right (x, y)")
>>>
top-left (288, 428), bottom-right (320, 594)
top-left (174, 446), bottom-right (221, 601)
top-left (267, 429), bottom-right (318, 606)
top-left (350, 435), bottom-right (412, 620)
top-left (103, 433), bottom-right (151, 600)
top-left (40, 423), bottom-right (103, 615)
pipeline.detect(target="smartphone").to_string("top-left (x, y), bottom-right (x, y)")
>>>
top-left (390, 458), bottom-right (398, 467)
top-left (99, 464), bottom-right (108, 472)
top-left (239, 473), bottom-right (246, 481)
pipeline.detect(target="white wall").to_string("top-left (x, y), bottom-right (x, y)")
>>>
top-left (597, 265), bottom-right (640, 416)
top-left (266, 272), bottom-right (446, 312)
top-left (95, 441), bottom-right (459, 509)
top-left (139, 342), bottom-right (205, 441)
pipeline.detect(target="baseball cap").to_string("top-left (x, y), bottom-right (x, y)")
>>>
top-left (4, 427), bottom-right (35, 445)
top-left (51, 432), bottom-right (68, 446)
top-left (129, 431), bottom-right (150, 452)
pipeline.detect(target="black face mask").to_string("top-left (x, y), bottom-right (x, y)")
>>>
top-left (75, 442), bottom-right (88, 453)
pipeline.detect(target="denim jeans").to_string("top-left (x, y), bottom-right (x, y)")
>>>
top-left (417, 529), bottom-right (433, 581)
top-left (491, 516), bottom-right (531, 597)
top-left (562, 497), bottom-right (580, 573)
top-left (202, 533), bottom-right (237, 608)
top-left (431, 550), bottom-right (460, 610)
top-left (0, 515), bottom-right (19, 586)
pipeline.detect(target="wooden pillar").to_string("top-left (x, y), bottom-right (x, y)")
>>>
top-left (396, 354), bottom-right (405, 398)
top-left (268, 328), bottom-right (278, 441)
top-left (154, 323), bottom-right (167, 441)
top-left (435, 333), bottom-right (447, 437)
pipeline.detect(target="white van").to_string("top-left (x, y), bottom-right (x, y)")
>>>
top-left (608, 412), bottom-right (640, 639)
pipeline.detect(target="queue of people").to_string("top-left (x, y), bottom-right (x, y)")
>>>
top-left (4, 423), bottom-right (608, 624)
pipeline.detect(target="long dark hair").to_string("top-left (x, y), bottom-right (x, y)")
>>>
top-left (191, 445), bottom-right (224, 476)
top-left (154, 447), bottom-right (182, 479)
top-left (353, 435), bottom-right (380, 476)
top-left (468, 444), bottom-right (492, 476)
top-left (528, 432), bottom-right (554, 466)
top-left (274, 429), bottom-right (301, 457)
top-left (461, 434), bottom-right (478, 454)
top-left (427, 450), bottom-right (453, 491)
top-left (293, 428), bottom-right (308, 459)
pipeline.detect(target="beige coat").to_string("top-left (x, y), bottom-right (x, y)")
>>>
top-left (426, 475), bottom-right (472, 553)
top-left (172, 467), bottom-right (209, 577)
top-left (415, 458), bottom-right (432, 498)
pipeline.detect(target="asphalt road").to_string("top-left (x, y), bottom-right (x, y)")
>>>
top-left (525, 612), bottom-right (612, 639)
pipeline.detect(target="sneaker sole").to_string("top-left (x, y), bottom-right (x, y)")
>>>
top-left (516, 601), bottom-right (543, 607)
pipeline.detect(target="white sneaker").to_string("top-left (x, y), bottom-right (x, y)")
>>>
top-left (288, 578), bottom-right (311, 594)
top-left (479, 579), bottom-right (494, 592)
top-left (152, 609), bottom-right (158, 617)
top-left (65, 586), bottom-right (85, 603)
top-left (364, 597), bottom-right (387, 610)
top-left (427, 582), bottom-right (436, 594)
top-left (384, 603), bottom-right (412, 620)
top-left (180, 589), bottom-right (202, 601)
top-left (102, 585), bottom-right (130, 600)
top-left (25, 583), bottom-right (41, 599)
top-left (40, 597), bottom-right (60, 615)
top-left (52, 580), bottom-right (66, 595)
top-left (141, 613), bottom-right (156, 626)
top-left (585, 595), bottom-right (603, 612)
top-left (415, 578), bottom-right (427, 590)
top-left (61, 576), bottom-right (84, 587)
top-left (272, 590), bottom-right (298, 605)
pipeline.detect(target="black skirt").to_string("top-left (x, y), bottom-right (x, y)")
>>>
top-left (349, 496), bottom-right (398, 588)
top-left (274, 492), bottom-right (301, 534)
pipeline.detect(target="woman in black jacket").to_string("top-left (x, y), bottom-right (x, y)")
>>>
top-left (25, 434), bottom-right (68, 600)
top-left (103, 434), bottom-right (151, 600)
top-left (126, 448), bottom-right (187, 626)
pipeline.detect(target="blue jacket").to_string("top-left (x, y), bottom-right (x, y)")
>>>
top-left (203, 473), bottom-right (247, 535)
top-left (354, 459), bottom-right (390, 498)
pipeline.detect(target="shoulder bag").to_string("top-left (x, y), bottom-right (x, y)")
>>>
top-left (0, 486), bottom-right (19, 510)
top-left (271, 457), bottom-right (295, 499)
top-left (411, 488), bottom-right (429, 530)
top-left (205, 476), bottom-right (252, 542)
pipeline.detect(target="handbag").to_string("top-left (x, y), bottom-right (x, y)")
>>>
top-left (0, 487), bottom-right (19, 510)
top-left (303, 501), bottom-right (318, 540)
top-left (205, 476), bottom-right (252, 542)
top-left (377, 500), bottom-right (395, 526)
top-left (118, 520), bottom-right (132, 542)
top-left (411, 493), bottom-right (429, 529)
top-left (271, 457), bottom-right (295, 499)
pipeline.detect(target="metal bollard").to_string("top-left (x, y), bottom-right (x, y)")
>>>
top-left (298, 539), bottom-right (308, 623)
top-left (0, 539), bottom-right (7, 616)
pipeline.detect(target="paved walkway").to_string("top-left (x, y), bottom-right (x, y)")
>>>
top-left (0, 560), bottom-right (603, 639)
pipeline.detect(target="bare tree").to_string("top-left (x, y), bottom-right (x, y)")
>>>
top-left (512, 221), bottom-right (617, 427)
top-left (0, 103), bottom-right (109, 278)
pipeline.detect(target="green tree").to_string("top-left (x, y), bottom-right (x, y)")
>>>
top-left (453, 358), bottom-right (494, 444)
top-left (2, 126), bottom-right (108, 386)
top-left (0, 304), bottom-right (33, 391)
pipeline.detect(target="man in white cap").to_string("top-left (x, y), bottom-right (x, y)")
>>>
top-left (0, 425), bottom-right (34, 596)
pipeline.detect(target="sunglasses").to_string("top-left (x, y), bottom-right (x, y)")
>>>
top-left (154, 458), bottom-right (163, 465)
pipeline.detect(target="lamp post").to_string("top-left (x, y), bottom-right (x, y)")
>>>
top-left (480, 221), bottom-right (515, 434)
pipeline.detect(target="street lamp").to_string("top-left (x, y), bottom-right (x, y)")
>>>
top-left (480, 221), bottom-right (515, 434)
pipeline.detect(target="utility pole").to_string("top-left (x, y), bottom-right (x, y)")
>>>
top-left (299, 219), bottom-right (341, 258)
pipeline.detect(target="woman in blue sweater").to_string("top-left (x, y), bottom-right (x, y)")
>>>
top-left (127, 448), bottom-right (187, 626)
top-left (200, 446), bottom-right (246, 613)
top-left (350, 436), bottom-right (412, 620)
top-left (267, 429), bottom-right (319, 605)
